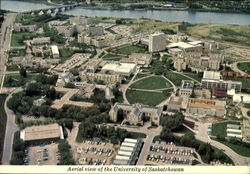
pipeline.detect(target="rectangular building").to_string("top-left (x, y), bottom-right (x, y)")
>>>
top-left (51, 45), bottom-right (60, 58)
top-left (20, 123), bottom-right (64, 143)
top-left (149, 33), bottom-right (166, 52)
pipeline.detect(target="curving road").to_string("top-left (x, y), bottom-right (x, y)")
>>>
top-left (2, 88), bottom-right (20, 165)
top-left (230, 61), bottom-right (250, 75)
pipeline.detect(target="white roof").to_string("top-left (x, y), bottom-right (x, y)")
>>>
top-left (102, 63), bottom-right (136, 74)
top-left (167, 42), bottom-right (197, 49)
top-left (227, 133), bottom-right (242, 138)
top-left (233, 94), bottom-right (250, 103)
top-left (115, 155), bottom-right (131, 160)
top-left (124, 138), bottom-right (138, 143)
top-left (226, 129), bottom-right (242, 133)
top-left (203, 71), bottom-right (221, 80)
top-left (121, 142), bottom-right (136, 148)
top-left (120, 146), bottom-right (134, 152)
top-left (51, 45), bottom-right (59, 55)
top-left (118, 150), bottom-right (133, 156)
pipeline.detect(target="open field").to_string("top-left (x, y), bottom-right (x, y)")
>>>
top-left (237, 62), bottom-right (250, 75)
top-left (130, 76), bottom-right (172, 90)
top-left (212, 138), bottom-right (250, 158)
top-left (6, 65), bottom-right (20, 71)
top-left (182, 72), bottom-right (202, 82)
top-left (11, 32), bottom-right (36, 47)
top-left (134, 73), bottom-right (150, 80)
top-left (0, 95), bottom-right (7, 164)
top-left (212, 121), bottom-right (240, 138)
top-left (3, 74), bottom-right (37, 87)
top-left (126, 89), bottom-right (170, 106)
top-left (128, 132), bottom-right (146, 139)
top-left (102, 54), bottom-right (126, 61)
top-left (108, 44), bottom-right (147, 55)
top-left (164, 72), bottom-right (190, 86)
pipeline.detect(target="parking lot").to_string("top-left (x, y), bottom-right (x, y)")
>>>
top-left (75, 140), bottom-right (119, 165)
top-left (27, 143), bottom-right (59, 165)
top-left (145, 142), bottom-right (197, 165)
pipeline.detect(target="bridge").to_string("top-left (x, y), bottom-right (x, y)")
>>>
top-left (22, 4), bottom-right (80, 15)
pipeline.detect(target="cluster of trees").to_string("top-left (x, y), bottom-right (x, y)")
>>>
top-left (58, 140), bottom-right (75, 165)
top-left (78, 123), bottom-right (128, 144)
top-left (10, 132), bottom-right (25, 165)
top-left (150, 58), bottom-right (173, 75)
top-left (43, 24), bottom-right (66, 44)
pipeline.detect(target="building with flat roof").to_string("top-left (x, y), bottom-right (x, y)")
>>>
top-left (167, 41), bottom-right (202, 52)
top-left (179, 80), bottom-right (194, 97)
top-left (109, 103), bottom-right (163, 125)
top-left (20, 123), bottom-right (64, 143)
top-left (167, 96), bottom-right (189, 112)
top-left (102, 63), bottom-right (137, 77)
top-left (226, 123), bottom-right (242, 139)
top-left (51, 45), bottom-right (60, 58)
top-left (32, 37), bottom-right (50, 45)
top-left (149, 33), bottom-right (166, 52)
top-left (121, 53), bottom-right (152, 67)
top-left (202, 71), bottom-right (242, 92)
top-left (186, 98), bottom-right (226, 117)
top-left (14, 23), bottom-right (37, 32)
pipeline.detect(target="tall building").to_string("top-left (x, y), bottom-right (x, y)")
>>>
top-left (149, 33), bottom-right (166, 52)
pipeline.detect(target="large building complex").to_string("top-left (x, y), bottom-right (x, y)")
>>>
top-left (179, 80), bottom-right (194, 97)
top-left (109, 103), bottom-right (163, 125)
top-left (113, 138), bottom-right (143, 165)
top-left (201, 71), bottom-right (242, 92)
top-left (102, 63), bottom-right (137, 77)
top-left (149, 33), bottom-right (166, 52)
top-left (186, 98), bottom-right (226, 117)
top-left (20, 124), bottom-right (64, 143)
top-left (121, 53), bottom-right (152, 67)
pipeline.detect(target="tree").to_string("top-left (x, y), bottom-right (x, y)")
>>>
top-left (64, 82), bottom-right (75, 88)
top-left (46, 87), bottom-right (56, 100)
top-left (180, 132), bottom-right (195, 147)
top-left (19, 67), bottom-right (27, 78)
top-left (25, 82), bottom-right (42, 96)
top-left (160, 127), bottom-right (174, 142)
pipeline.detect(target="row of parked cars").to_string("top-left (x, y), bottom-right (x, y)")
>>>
top-left (82, 140), bottom-right (106, 146)
top-left (79, 157), bottom-right (107, 165)
top-left (150, 145), bottom-right (194, 156)
top-left (78, 146), bottom-right (113, 157)
top-left (147, 154), bottom-right (193, 165)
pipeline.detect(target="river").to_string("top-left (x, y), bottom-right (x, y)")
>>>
top-left (1, 0), bottom-right (250, 25)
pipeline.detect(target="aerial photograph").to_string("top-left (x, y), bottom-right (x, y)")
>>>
top-left (0, 0), bottom-right (250, 173)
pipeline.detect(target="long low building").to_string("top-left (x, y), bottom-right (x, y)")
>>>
top-left (113, 138), bottom-right (143, 165)
top-left (102, 63), bottom-right (137, 77)
top-left (186, 98), bottom-right (226, 117)
top-left (20, 123), bottom-right (64, 143)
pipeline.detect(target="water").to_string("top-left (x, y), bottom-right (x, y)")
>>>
top-left (1, 0), bottom-right (250, 25)
top-left (1, 0), bottom-right (54, 12)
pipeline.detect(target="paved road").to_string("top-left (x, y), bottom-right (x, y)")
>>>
top-left (2, 88), bottom-right (20, 164)
top-left (230, 61), bottom-right (250, 75)
top-left (195, 122), bottom-right (250, 165)
top-left (0, 13), bottom-right (16, 91)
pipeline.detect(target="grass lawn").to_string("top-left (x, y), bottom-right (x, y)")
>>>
top-left (134, 73), bottom-right (150, 80)
top-left (128, 132), bottom-right (146, 139)
top-left (11, 32), bottom-right (37, 47)
top-left (182, 72), bottom-right (202, 82)
top-left (164, 72), bottom-right (190, 86)
top-left (109, 44), bottom-right (147, 55)
top-left (6, 65), bottom-right (20, 71)
top-left (3, 74), bottom-right (37, 87)
top-left (102, 54), bottom-right (126, 61)
top-left (212, 121), bottom-right (240, 138)
top-left (126, 89), bottom-right (171, 106)
top-left (59, 48), bottom-right (75, 63)
top-left (244, 103), bottom-right (250, 109)
top-left (212, 138), bottom-right (250, 157)
top-left (237, 62), bottom-right (250, 75)
top-left (130, 76), bottom-right (172, 90)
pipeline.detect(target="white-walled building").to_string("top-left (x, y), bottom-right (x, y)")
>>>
top-left (149, 33), bottom-right (166, 52)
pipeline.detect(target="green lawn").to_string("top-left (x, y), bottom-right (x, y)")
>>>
top-left (59, 48), bottom-right (75, 63)
top-left (102, 54), bottom-right (126, 61)
top-left (126, 89), bottom-right (171, 106)
top-left (109, 44), bottom-right (147, 55)
top-left (134, 73), bottom-right (150, 80)
top-left (130, 76), bottom-right (172, 90)
top-left (213, 138), bottom-right (250, 157)
top-left (164, 72), bottom-right (190, 86)
top-left (212, 121), bottom-right (240, 138)
top-left (237, 62), bottom-right (250, 75)
top-left (6, 65), bottom-right (20, 71)
top-left (3, 74), bottom-right (37, 87)
top-left (128, 132), bottom-right (146, 139)
top-left (244, 103), bottom-right (250, 109)
top-left (11, 32), bottom-right (37, 47)
top-left (182, 72), bottom-right (202, 82)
